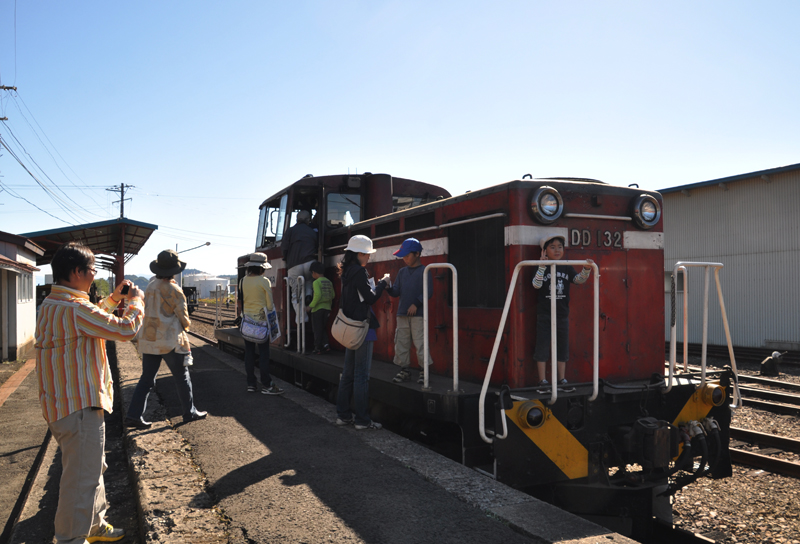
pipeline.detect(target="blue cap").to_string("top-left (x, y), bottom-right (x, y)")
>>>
top-left (394, 238), bottom-right (423, 257)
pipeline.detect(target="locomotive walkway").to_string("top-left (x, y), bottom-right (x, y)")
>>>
top-left (4, 340), bottom-right (635, 544)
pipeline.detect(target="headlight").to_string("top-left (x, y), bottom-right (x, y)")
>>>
top-left (700, 384), bottom-right (726, 407)
top-left (517, 401), bottom-right (546, 429)
top-left (632, 194), bottom-right (661, 229)
top-left (531, 186), bottom-right (564, 224)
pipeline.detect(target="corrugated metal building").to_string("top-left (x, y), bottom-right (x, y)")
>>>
top-left (660, 162), bottom-right (800, 350)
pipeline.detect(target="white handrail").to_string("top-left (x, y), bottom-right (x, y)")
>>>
top-left (667, 262), bottom-right (740, 408)
top-left (284, 279), bottom-right (292, 348)
top-left (478, 260), bottom-right (599, 444)
top-left (296, 276), bottom-right (305, 354)
top-left (679, 266), bottom-right (688, 372)
top-left (284, 276), bottom-right (306, 353)
top-left (715, 267), bottom-right (741, 408)
top-left (422, 264), bottom-right (458, 392)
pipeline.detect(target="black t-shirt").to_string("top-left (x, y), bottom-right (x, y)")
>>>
top-left (536, 264), bottom-right (578, 318)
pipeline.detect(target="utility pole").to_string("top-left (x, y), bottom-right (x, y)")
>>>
top-left (0, 86), bottom-right (16, 120)
top-left (107, 183), bottom-right (134, 218)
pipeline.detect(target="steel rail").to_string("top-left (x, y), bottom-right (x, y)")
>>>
top-left (737, 385), bottom-right (800, 406)
top-left (187, 330), bottom-right (218, 346)
top-left (730, 427), bottom-right (800, 453)
top-left (741, 398), bottom-right (800, 416)
top-left (730, 448), bottom-right (800, 479)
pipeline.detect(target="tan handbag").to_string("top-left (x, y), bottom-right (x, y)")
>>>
top-left (330, 309), bottom-right (369, 350)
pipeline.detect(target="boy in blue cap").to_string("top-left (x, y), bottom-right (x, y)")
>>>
top-left (387, 238), bottom-right (434, 384)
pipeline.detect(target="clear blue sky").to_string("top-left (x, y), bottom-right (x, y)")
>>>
top-left (2, 1), bottom-right (798, 279)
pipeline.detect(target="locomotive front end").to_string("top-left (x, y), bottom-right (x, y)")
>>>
top-left (484, 179), bottom-right (736, 538)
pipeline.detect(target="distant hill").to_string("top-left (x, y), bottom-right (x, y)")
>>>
top-left (125, 275), bottom-right (151, 291)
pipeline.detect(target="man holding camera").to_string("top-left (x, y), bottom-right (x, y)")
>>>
top-left (36, 242), bottom-right (144, 543)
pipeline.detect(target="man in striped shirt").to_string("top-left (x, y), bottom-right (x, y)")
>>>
top-left (35, 242), bottom-right (144, 544)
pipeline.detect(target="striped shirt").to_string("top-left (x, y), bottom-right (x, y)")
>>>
top-left (35, 285), bottom-right (144, 423)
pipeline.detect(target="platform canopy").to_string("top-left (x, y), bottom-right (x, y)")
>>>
top-left (22, 218), bottom-right (158, 282)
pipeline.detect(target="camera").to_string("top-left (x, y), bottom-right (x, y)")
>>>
top-left (121, 285), bottom-right (130, 295)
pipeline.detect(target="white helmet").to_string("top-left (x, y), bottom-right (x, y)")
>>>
top-left (345, 235), bottom-right (376, 254)
top-left (772, 351), bottom-right (782, 359)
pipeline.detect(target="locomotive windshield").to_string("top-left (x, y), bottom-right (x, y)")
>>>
top-left (256, 193), bottom-right (289, 249)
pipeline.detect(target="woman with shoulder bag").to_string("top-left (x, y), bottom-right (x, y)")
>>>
top-left (238, 253), bottom-right (284, 395)
top-left (335, 235), bottom-right (389, 430)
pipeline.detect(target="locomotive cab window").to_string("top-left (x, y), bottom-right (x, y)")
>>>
top-left (327, 193), bottom-right (361, 228)
top-left (256, 194), bottom-right (287, 248)
top-left (448, 216), bottom-right (505, 308)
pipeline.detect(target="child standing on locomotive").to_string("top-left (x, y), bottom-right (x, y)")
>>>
top-left (532, 234), bottom-right (593, 386)
top-left (387, 238), bottom-right (434, 385)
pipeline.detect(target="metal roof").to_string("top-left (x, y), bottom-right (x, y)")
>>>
top-left (0, 231), bottom-right (45, 256)
top-left (659, 162), bottom-right (800, 194)
top-left (21, 218), bottom-right (158, 268)
top-left (0, 254), bottom-right (39, 274)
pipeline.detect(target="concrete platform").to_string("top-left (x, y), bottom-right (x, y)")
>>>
top-left (8, 339), bottom-right (635, 544)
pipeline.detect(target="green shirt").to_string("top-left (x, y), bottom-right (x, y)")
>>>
top-left (309, 276), bottom-right (334, 312)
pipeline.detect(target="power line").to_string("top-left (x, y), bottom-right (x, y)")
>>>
top-left (11, 92), bottom-right (106, 211)
top-left (0, 136), bottom-right (78, 225)
top-left (0, 131), bottom-right (88, 224)
top-left (1, 120), bottom-right (97, 221)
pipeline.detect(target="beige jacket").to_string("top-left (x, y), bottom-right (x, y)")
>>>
top-left (137, 278), bottom-right (191, 355)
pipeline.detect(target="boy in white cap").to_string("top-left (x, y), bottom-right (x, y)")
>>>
top-left (532, 235), bottom-right (593, 387)
top-left (387, 238), bottom-right (434, 384)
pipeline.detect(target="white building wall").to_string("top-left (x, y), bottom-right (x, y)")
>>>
top-left (0, 241), bottom-right (39, 360)
top-left (663, 169), bottom-right (800, 349)
top-left (14, 249), bottom-right (38, 355)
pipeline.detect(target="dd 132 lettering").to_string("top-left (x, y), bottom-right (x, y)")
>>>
top-left (570, 229), bottom-right (622, 248)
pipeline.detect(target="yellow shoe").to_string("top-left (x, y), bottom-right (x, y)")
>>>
top-left (87, 523), bottom-right (125, 542)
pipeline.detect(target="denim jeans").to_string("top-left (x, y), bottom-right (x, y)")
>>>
top-left (127, 350), bottom-right (199, 419)
top-left (244, 339), bottom-right (272, 388)
top-left (336, 340), bottom-right (374, 426)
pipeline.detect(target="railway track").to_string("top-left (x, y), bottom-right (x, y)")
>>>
top-left (729, 427), bottom-right (800, 479)
top-left (187, 329), bottom-right (217, 346)
top-left (666, 343), bottom-right (799, 366)
top-left (190, 307), bottom-right (237, 328)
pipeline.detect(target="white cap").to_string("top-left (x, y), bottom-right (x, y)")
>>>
top-left (345, 235), bottom-right (376, 254)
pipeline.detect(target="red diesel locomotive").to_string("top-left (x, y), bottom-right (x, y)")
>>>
top-left (216, 172), bottom-right (737, 538)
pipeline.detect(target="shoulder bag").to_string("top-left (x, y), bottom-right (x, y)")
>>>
top-left (240, 313), bottom-right (270, 344)
top-left (330, 309), bottom-right (369, 350)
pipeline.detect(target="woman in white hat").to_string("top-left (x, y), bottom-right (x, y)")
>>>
top-left (335, 235), bottom-right (389, 430)
top-left (127, 250), bottom-right (206, 428)
top-left (239, 253), bottom-right (284, 395)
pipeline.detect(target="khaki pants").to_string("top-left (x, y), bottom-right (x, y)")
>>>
top-left (288, 261), bottom-right (314, 324)
top-left (48, 407), bottom-right (108, 544)
top-left (393, 315), bottom-right (432, 369)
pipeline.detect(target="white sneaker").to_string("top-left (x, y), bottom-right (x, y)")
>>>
top-left (354, 421), bottom-right (382, 430)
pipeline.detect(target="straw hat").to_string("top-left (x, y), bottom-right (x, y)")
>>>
top-left (245, 252), bottom-right (271, 269)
